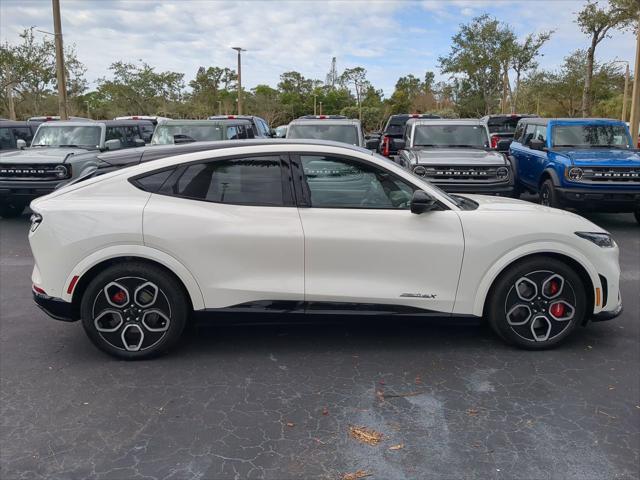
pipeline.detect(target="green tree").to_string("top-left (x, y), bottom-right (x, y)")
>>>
top-left (510, 31), bottom-right (553, 113)
top-left (339, 67), bottom-right (369, 120)
top-left (576, 0), bottom-right (635, 116)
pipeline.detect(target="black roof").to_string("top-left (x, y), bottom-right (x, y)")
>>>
top-left (0, 120), bottom-right (30, 127)
top-left (389, 114), bottom-right (441, 121)
top-left (516, 117), bottom-right (628, 125)
top-left (103, 119), bottom-right (154, 126)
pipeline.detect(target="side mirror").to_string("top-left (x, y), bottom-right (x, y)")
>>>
top-left (270, 129), bottom-right (278, 138)
top-left (16, 139), bottom-right (27, 150)
top-left (410, 190), bottom-right (437, 214)
top-left (134, 138), bottom-right (146, 147)
top-left (104, 139), bottom-right (122, 151)
top-left (496, 139), bottom-right (512, 152)
top-left (529, 138), bottom-right (546, 151)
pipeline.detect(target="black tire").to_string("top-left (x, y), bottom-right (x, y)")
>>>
top-left (0, 201), bottom-right (26, 218)
top-left (80, 262), bottom-right (189, 359)
top-left (539, 179), bottom-right (560, 208)
top-left (486, 256), bottom-right (587, 350)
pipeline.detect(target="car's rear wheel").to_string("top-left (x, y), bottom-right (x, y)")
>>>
top-left (0, 200), bottom-right (26, 218)
top-left (539, 179), bottom-right (559, 208)
top-left (80, 262), bottom-right (189, 359)
top-left (487, 257), bottom-right (587, 349)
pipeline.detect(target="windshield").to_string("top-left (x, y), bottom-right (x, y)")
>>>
top-left (151, 124), bottom-right (225, 144)
top-left (287, 124), bottom-right (359, 145)
top-left (31, 125), bottom-right (102, 148)
top-left (487, 117), bottom-right (521, 133)
top-left (552, 124), bottom-right (631, 148)
top-left (413, 124), bottom-right (488, 148)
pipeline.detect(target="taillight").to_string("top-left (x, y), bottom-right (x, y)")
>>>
top-left (382, 136), bottom-right (390, 157)
top-left (490, 134), bottom-right (500, 149)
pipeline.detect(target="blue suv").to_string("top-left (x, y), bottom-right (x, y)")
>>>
top-left (508, 118), bottom-right (640, 223)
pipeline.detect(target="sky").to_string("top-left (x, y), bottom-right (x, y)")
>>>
top-left (1, 0), bottom-right (636, 97)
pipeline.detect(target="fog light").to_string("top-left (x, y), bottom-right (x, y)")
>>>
top-left (567, 167), bottom-right (583, 181)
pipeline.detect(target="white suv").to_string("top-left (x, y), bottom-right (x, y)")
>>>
top-left (28, 140), bottom-right (622, 359)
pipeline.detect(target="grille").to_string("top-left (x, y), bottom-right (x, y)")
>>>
top-left (581, 167), bottom-right (640, 184)
top-left (415, 165), bottom-right (509, 183)
top-left (0, 164), bottom-right (69, 181)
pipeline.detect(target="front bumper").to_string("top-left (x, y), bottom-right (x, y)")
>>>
top-left (33, 291), bottom-right (75, 322)
top-left (0, 180), bottom-right (62, 202)
top-left (556, 186), bottom-right (640, 212)
top-left (591, 302), bottom-right (623, 322)
top-left (437, 182), bottom-right (514, 195)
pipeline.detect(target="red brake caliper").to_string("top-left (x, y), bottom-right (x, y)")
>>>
top-left (548, 280), bottom-right (560, 296)
top-left (111, 290), bottom-right (126, 304)
top-left (550, 302), bottom-right (565, 318)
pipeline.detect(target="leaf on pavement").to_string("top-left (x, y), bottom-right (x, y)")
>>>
top-left (349, 425), bottom-right (383, 445)
top-left (389, 443), bottom-right (404, 450)
top-left (342, 470), bottom-right (372, 480)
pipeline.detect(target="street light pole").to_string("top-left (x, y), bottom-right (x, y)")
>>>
top-left (319, 101), bottom-right (323, 115)
top-left (313, 94), bottom-right (317, 115)
top-left (629, 14), bottom-right (640, 147)
top-left (231, 47), bottom-right (246, 115)
top-left (52, 0), bottom-right (68, 120)
top-left (612, 60), bottom-right (630, 121)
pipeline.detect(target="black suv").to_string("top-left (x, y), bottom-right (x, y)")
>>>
top-left (208, 115), bottom-right (273, 138)
top-left (0, 121), bottom-right (37, 151)
top-left (481, 114), bottom-right (538, 151)
top-left (379, 113), bottom-right (441, 159)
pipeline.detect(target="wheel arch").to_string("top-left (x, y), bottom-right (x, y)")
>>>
top-left (473, 246), bottom-right (599, 319)
top-left (65, 245), bottom-right (205, 319)
top-left (539, 167), bottom-right (561, 188)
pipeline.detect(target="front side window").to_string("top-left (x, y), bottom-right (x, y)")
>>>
top-left (534, 125), bottom-right (547, 143)
top-left (513, 123), bottom-right (525, 143)
top-left (552, 124), bottom-right (631, 148)
top-left (106, 126), bottom-right (126, 146)
top-left (301, 155), bottom-right (415, 209)
top-left (160, 156), bottom-right (284, 206)
top-left (287, 124), bottom-right (359, 145)
top-left (31, 125), bottom-right (102, 148)
top-left (412, 124), bottom-right (488, 148)
top-left (522, 124), bottom-right (537, 146)
top-left (11, 127), bottom-right (33, 145)
top-left (151, 124), bottom-right (225, 145)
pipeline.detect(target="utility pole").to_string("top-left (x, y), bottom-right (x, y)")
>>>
top-left (231, 47), bottom-right (246, 115)
top-left (313, 94), bottom-right (317, 115)
top-left (319, 101), bottom-right (323, 115)
top-left (52, 0), bottom-right (68, 120)
top-left (5, 66), bottom-right (16, 120)
top-left (629, 14), bottom-right (640, 147)
top-left (613, 60), bottom-right (630, 121)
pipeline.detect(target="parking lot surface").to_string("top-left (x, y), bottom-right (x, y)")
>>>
top-left (1, 211), bottom-right (638, 480)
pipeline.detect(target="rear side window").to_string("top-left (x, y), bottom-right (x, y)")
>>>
top-left (132, 169), bottom-right (175, 192)
top-left (0, 128), bottom-right (14, 149)
top-left (160, 156), bottom-right (285, 206)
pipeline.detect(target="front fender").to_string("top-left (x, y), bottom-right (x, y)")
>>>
top-left (469, 241), bottom-right (602, 317)
top-left (62, 244), bottom-right (206, 310)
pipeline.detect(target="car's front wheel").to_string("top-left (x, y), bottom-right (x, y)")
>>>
top-left (80, 262), bottom-right (189, 359)
top-left (487, 256), bottom-right (587, 349)
top-left (539, 179), bottom-right (559, 208)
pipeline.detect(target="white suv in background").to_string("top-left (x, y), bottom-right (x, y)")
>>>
top-left (286, 115), bottom-right (366, 147)
top-left (29, 140), bottom-right (622, 359)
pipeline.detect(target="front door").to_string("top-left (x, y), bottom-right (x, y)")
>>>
top-left (293, 153), bottom-right (464, 314)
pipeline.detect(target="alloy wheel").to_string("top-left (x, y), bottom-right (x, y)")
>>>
top-left (92, 276), bottom-right (172, 352)
top-left (504, 270), bottom-right (576, 343)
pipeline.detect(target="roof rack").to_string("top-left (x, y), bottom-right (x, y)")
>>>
top-left (298, 115), bottom-right (348, 120)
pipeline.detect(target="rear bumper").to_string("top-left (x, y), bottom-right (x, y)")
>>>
top-left (33, 291), bottom-right (75, 322)
top-left (556, 187), bottom-right (640, 212)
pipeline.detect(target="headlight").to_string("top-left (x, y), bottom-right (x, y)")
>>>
top-left (54, 165), bottom-right (69, 179)
top-left (496, 166), bottom-right (509, 180)
top-left (30, 213), bottom-right (42, 233)
top-left (567, 167), bottom-right (583, 181)
top-left (575, 231), bottom-right (615, 248)
top-left (413, 166), bottom-right (426, 176)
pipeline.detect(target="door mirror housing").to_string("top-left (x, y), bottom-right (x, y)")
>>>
top-left (134, 138), bottom-right (146, 147)
top-left (16, 139), bottom-right (27, 150)
top-left (104, 139), bottom-right (122, 151)
top-left (529, 138), bottom-right (546, 151)
top-left (410, 190), bottom-right (437, 214)
top-left (496, 139), bottom-right (512, 152)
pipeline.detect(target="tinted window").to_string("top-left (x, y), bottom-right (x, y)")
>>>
top-left (552, 124), bottom-right (630, 148)
top-left (0, 127), bottom-right (14, 149)
top-left (487, 117), bottom-right (521, 133)
top-left (105, 126), bottom-right (126, 146)
top-left (12, 127), bottom-right (33, 145)
top-left (513, 123), bottom-right (525, 143)
top-left (124, 126), bottom-right (141, 146)
top-left (301, 155), bottom-right (415, 209)
top-left (522, 124), bottom-right (537, 146)
top-left (151, 124), bottom-right (225, 144)
top-left (162, 157), bottom-right (284, 206)
top-left (134, 169), bottom-right (175, 192)
top-left (287, 124), bottom-right (359, 145)
top-left (413, 124), bottom-right (488, 148)
top-left (139, 123), bottom-right (155, 142)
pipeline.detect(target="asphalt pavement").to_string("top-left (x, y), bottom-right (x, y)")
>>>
top-left (1, 210), bottom-right (638, 480)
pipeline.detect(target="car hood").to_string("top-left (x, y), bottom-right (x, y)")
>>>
top-left (0, 147), bottom-right (90, 164)
top-left (555, 149), bottom-right (640, 167)
top-left (460, 193), bottom-right (596, 219)
top-left (410, 148), bottom-right (507, 166)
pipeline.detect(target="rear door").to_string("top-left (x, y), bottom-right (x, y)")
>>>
top-left (142, 153), bottom-right (304, 309)
top-left (292, 153), bottom-right (464, 314)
